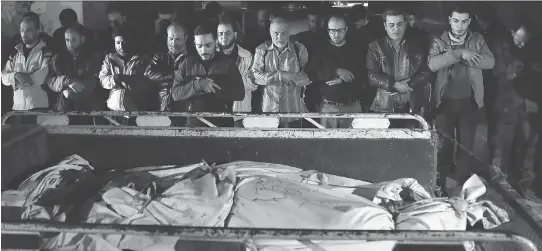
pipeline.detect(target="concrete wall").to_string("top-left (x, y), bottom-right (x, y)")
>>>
top-left (1, 1), bottom-right (83, 37)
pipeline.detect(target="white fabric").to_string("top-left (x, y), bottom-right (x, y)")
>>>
top-left (223, 162), bottom-right (395, 251)
top-left (368, 175), bottom-right (511, 231)
top-left (1, 154), bottom-right (95, 221)
top-left (8, 159), bottom-right (510, 251)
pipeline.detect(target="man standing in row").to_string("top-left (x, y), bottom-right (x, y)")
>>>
top-left (145, 23), bottom-right (189, 113)
top-left (216, 15), bottom-right (256, 127)
top-left (48, 27), bottom-right (100, 124)
top-left (171, 23), bottom-right (244, 127)
top-left (251, 15), bottom-right (311, 128)
top-left (428, 5), bottom-right (495, 191)
top-left (2, 16), bottom-right (53, 124)
top-left (490, 23), bottom-right (540, 201)
top-left (307, 15), bottom-right (365, 128)
top-left (292, 8), bottom-right (328, 114)
top-left (99, 28), bottom-right (152, 125)
top-left (366, 8), bottom-right (432, 125)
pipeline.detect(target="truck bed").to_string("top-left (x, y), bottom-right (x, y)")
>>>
top-left (1, 112), bottom-right (540, 250)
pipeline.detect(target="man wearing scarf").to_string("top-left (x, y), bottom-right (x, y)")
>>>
top-left (216, 15), bottom-right (256, 127)
top-left (428, 5), bottom-right (495, 192)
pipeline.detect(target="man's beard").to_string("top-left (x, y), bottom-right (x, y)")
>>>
top-left (200, 52), bottom-right (215, 60)
top-left (219, 40), bottom-right (235, 50)
top-left (67, 46), bottom-right (81, 55)
top-left (331, 37), bottom-right (346, 46)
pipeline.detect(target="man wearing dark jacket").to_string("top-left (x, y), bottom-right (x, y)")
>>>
top-left (48, 27), bottom-right (100, 125)
top-left (292, 8), bottom-right (328, 114)
top-left (171, 23), bottom-right (244, 127)
top-left (490, 23), bottom-right (541, 202)
top-left (307, 15), bottom-right (366, 128)
top-left (366, 8), bottom-right (433, 122)
top-left (145, 22), bottom-right (188, 112)
top-left (428, 5), bottom-right (495, 191)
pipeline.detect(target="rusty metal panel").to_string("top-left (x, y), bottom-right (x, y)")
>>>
top-left (44, 132), bottom-right (436, 191)
top-left (1, 222), bottom-right (538, 251)
top-left (1, 125), bottom-right (49, 190)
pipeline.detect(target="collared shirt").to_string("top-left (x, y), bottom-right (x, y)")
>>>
top-left (251, 41), bottom-right (311, 122)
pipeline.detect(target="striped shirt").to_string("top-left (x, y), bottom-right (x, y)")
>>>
top-left (251, 41), bottom-right (311, 123)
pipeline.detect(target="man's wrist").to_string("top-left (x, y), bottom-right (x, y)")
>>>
top-left (453, 49), bottom-right (463, 59)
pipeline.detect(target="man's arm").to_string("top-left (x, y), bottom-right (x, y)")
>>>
top-left (170, 60), bottom-right (205, 101)
top-left (144, 53), bottom-right (174, 84)
top-left (215, 60), bottom-right (245, 101)
top-left (409, 54), bottom-right (434, 89)
top-left (250, 46), bottom-right (280, 86)
top-left (461, 36), bottom-right (495, 70)
top-left (98, 55), bottom-right (120, 90)
top-left (366, 44), bottom-right (394, 91)
top-left (239, 51), bottom-right (257, 91)
top-left (1, 54), bottom-right (17, 87)
top-left (427, 37), bottom-right (462, 72)
top-left (288, 42), bottom-right (311, 87)
top-left (47, 54), bottom-right (71, 92)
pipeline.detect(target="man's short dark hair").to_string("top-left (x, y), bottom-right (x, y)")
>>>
top-left (218, 12), bottom-right (237, 32)
top-left (20, 14), bottom-right (40, 29)
top-left (66, 26), bottom-right (85, 38)
top-left (269, 13), bottom-right (289, 26)
top-left (22, 11), bottom-right (40, 28)
top-left (381, 8), bottom-right (406, 23)
top-left (107, 4), bottom-right (125, 16)
top-left (194, 22), bottom-right (217, 39)
top-left (349, 4), bottom-right (367, 21)
top-left (449, 4), bottom-right (473, 18)
top-left (513, 19), bottom-right (535, 39)
top-left (59, 8), bottom-right (77, 23)
top-left (328, 14), bottom-right (347, 26)
top-left (167, 22), bottom-right (188, 36)
top-left (205, 2), bottom-right (223, 17)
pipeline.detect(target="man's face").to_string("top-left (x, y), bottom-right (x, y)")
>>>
top-left (194, 33), bottom-right (216, 60)
top-left (114, 36), bottom-right (129, 56)
top-left (65, 31), bottom-right (84, 54)
top-left (449, 12), bottom-right (471, 37)
top-left (406, 14), bottom-right (415, 27)
top-left (167, 27), bottom-right (186, 55)
top-left (512, 27), bottom-right (530, 49)
top-left (108, 12), bottom-right (125, 29)
top-left (158, 13), bottom-right (174, 21)
top-left (20, 20), bottom-right (39, 45)
top-left (328, 18), bottom-right (347, 45)
top-left (354, 18), bottom-right (367, 29)
top-left (308, 14), bottom-right (320, 32)
top-left (217, 23), bottom-right (236, 49)
top-left (257, 10), bottom-right (269, 30)
top-left (270, 21), bottom-right (290, 49)
top-left (384, 15), bottom-right (406, 41)
top-left (476, 16), bottom-right (491, 31)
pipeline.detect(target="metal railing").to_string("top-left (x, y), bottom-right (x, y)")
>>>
top-left (1, 111), bottom-right (430, 131)
top-left (1, 221), bottom-right (538, 251)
